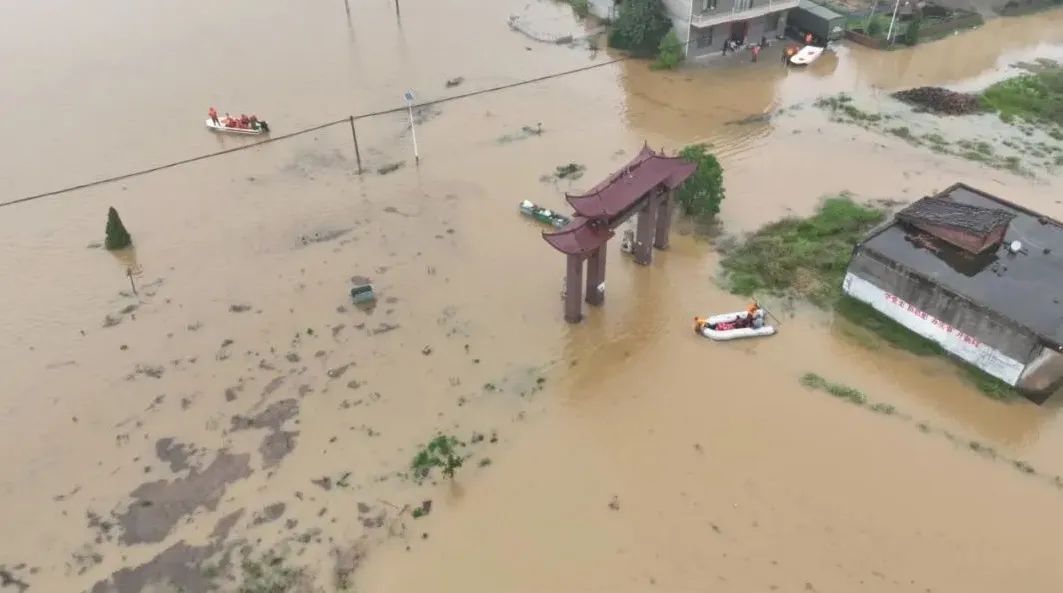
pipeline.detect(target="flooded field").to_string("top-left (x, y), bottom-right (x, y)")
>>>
top-left (1, 1), bottom-right (1062, 592)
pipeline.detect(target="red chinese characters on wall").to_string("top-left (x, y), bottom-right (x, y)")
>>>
top-left (882, 292), bottom-right (982, 348)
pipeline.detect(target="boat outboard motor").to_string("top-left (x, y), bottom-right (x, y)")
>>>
top-left (260, 120), bottom-right (270, 132)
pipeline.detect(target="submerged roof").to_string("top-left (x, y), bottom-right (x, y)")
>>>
top-left (565, 145), bottom-right (696, 219)
top-left (896, 197), bottom-right (1015, 237)
top-left (858, 183), bottom-right (1063, 346)
top-left (542, 216), bottom-right (614, 256)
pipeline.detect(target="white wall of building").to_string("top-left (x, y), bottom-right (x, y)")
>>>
top-left (842, 272), bottom-right (1027, 385)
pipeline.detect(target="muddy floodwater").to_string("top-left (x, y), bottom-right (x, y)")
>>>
top-left (2, 1), bottom-right (1063, 592)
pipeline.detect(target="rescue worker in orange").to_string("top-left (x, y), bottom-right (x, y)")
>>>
top-left (208, 107), bottom-right (219, 125)
top-left (746, 300), bottom-right (759, 318)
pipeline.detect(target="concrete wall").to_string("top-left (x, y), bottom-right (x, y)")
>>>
top-left (1017, 346), bottom-right (1063, 395)
top-left (588, 0), bottom-right (617, 20)
top-left (846, 249), bottom-right (1041, 365)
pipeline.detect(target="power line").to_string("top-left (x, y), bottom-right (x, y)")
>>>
top-left (0, 118), bottom-right (349, 209)
top-left (0, 56), bottom-right (629, 210)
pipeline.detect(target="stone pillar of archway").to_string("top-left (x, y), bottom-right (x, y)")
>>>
top-left (564, 254), bottom-right (584, 322)
top-left (654, 190), bottom-right (674, 250)
top-left (634, 195), bottom-right (659, 265)
top-left (585, 244), bottom-right (607, 306)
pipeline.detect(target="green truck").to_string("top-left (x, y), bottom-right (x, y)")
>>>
top-left (787, 0), bottom-right (847, 43)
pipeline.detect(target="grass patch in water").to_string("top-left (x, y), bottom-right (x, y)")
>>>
top-left (800, 373), bottom-right (867, 405)
top-left (869, 402), bottom-right (897, 415)
top-left (816, 94), bottom-right (883, 123)
top-left (238, 553), bottom-right (303, 593)
top-left (980, 64), bottom-right (1063, 131)
top-left (718, 196), bottom-right (886, 307)
top-left (958, 365), bottom-right (1018, 401)
top-left (968, 440), bottom-right (997, 458)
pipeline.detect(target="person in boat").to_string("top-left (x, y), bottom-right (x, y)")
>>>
top-left (239, 114), bottom-right (250, 128)
top-left (694, 317), bottom-right (707, 334)
top-left (249, 114), bottom-right (258, 129)
top-left (208, 107), bottom-right (219, 125)
top-left (746, 300), bottom-right (760, 318)
top-left (223, 112), bottom-right (233, 127)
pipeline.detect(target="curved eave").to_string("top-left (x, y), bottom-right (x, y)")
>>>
top-left (564, 193), bottom-right (609, 218)
top-left (542, 218), bottom-right (614, 256)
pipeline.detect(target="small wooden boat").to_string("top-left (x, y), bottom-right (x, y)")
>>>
top-left (206, 117), bottom-right (270, 135)
top-left (789, 45), bottom-right (824, 66)
top-left (520, 200), bottom-right (570, 228)
top-left (695, 310), bottom-right (776, 341)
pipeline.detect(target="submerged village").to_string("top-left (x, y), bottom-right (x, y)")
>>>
top-left (1, 0), bottom-right (1063, 592)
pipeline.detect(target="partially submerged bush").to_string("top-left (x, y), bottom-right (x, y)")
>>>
top-left (653, 30), bottom-right (683, 70)
top-left (608, 0), bottom-right (672, 56)
top-left (675, 144), bottom-right (724, 220)
top-left (410, 435), bottom-right (465, 481)
top-left (105, 206), bottom-right (132, 250)
top-left (719, 197), bottom-right (886, 307)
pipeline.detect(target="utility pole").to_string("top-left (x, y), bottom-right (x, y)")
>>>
top-left (394, 0), bottom-right (401, 18)
top-left (885, 0), bottom-right (902, 44)
top-left (865, 0), bottom-right (879, 32)
top-left (403, 91), bottom-right (420, 165)
top-left (349, 116), bottom-right (363, 174)
top-left (344, 0), bottom-right (350, 16)
top-left (685, 0), bottom-right (696, 57)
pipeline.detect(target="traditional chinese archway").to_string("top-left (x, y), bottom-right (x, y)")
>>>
top-left (542, 145), bottom-right (696, 323)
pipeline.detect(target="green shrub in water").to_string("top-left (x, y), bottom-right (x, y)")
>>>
top-left (608, 0), bottom-right (672, 56)
top-left (675, 144), bottom-right (725, 221)
top-left (104, 206), bottom-right (132, 250)
top-left (653, 30), bottom-right (684, 70)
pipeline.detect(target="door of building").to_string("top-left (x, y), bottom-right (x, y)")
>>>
top-left (730, 20), bottom-right (749, 44)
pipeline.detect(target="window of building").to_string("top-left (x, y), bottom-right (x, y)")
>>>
top-left (696, 27), bottom-right (714, 48)
top-left (701, 0), bottom-right (717, 10)
top-left (766, 11), bottom-right (780, 32)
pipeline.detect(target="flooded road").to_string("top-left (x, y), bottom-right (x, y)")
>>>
top-left (1, 1), bottom-right (1062, 592)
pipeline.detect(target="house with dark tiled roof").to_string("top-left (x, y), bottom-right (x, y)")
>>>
top-left (843, 183), bottom-right (1063, 400)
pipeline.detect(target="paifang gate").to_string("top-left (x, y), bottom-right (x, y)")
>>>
top-left (542, 145), bottom-right (696, 323)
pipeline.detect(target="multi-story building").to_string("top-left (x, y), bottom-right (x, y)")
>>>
top-left (662, 0), bottom-right (800, 57)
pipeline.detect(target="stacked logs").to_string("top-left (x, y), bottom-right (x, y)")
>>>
top-left (891, 87), bottom-right (984, 115)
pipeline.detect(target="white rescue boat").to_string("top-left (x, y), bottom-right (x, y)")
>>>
top-left (695, 310), bottom-right (776, 341)
top-left (789, 45), bottom-right (824, 66)
top-left (206, 117), bottom-right (270, 135)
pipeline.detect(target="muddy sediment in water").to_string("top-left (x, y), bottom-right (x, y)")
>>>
top-left (116, 452), bottom-right (251, 544)
top-left (0, 2), bottom-right (1062, 593)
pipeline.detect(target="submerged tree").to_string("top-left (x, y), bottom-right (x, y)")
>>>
top-left (105, 207), bottom-right (132, 250)
top-left (608, 0), bottom-right (673, 57)
top-left (675, 144), bottom-right (725, 220)
top-left (410, 435), bottom-right (465, 482)
top-left (904, 14), bottom-right (923, 46)
top-left (653, 30), bottom-right (684, 70)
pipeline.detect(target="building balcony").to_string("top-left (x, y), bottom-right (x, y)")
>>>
top-left (690, 0), bottom-right (800, 28)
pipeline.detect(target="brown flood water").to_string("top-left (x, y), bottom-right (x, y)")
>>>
top-left (1, 1), bottom-right (1062, 592)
